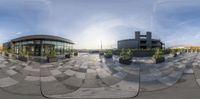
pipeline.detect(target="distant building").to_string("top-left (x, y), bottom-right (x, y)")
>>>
top-left (0, 45), bottom-right (2, 51)
top-left (3, 35), bottom-right (74, 56)
top-left (170, 45), bottom-right (200, 49)
top-left (117, 31), bottom-right (164, 49)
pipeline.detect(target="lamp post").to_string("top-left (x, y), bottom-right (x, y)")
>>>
top-left (99, 40), bottom-right (103, 62)
top-left (100, 40), bottom-right (102, 51)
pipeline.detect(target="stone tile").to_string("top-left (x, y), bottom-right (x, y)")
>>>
top-left (41, 81), bottom-right (73, 95)
top-left (196, 79), bottom-right (200, 85)
top-left (80, 63), bottom-right (88, 69)
top-left (63, 65), bottom-right (73, 69)
top-left (114, 66), bottom-right (123, 72)
top-left (158, 76), bottom-right (177, 86)
top-left (40, 68), bottom-right (52, 77)
top-left (87, 69), bottom-right (96, 73)
top-left (64, 69), bottom-right (76, 76)
top-left (96, 69), bottom-right (111, 78)
top-left (4, 80), bottom-right (41, 95)
top-left (82, 79), bottom-right (107, 88)
top-left (50, 69), bottom-right (62, 76)
top-left (0, 64), bottom-right (6, 68)
top-left (101, 76), bottom-right (121, 86)
top-left (25, 76), bottom-right (40, 81)
top-left (41, 76), bottom-right (56, 82)
top-left (41, 64), bottom-right (54, 68)
top-left (0, 77), bottom-right (18, 87)
top-left (0, 72), bottom-right (8, 78)
top-left (9, 66), bottom-right (17, 69)
top-left (24, 66), bottom-right (39, 72)
top-left (63, 76), bottom-right (83, 87)
top-left (6, 70), bottom-right (17, 76)
top-left (113, 72), bottom-right (127, 79)
top-left (75, 72), bottom-right (86, 79)
top-left (55, 74), bottom-right (70, 81)
top-left (111, 80), bottom-right (139, 91)
top-left (11, 73), bottom-right (25, 81)
top-left (85, 73), bottom-right (97, 79)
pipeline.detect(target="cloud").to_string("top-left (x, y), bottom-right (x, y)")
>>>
top-left (15, 32), bottom-right (22, 34)
top-left (1, 0), bottom-right (200, 48)
top-left (152, 0), bottom-right (200, 47)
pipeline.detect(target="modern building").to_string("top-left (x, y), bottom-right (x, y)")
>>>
top-left (3, 35), bottom-right (74, 56)
top-left (170, 45), bottom-right (200, 49)
top-left (118, 31), bottom-right (164, 49)
top-left (0, 44), bottom-right (2, 52)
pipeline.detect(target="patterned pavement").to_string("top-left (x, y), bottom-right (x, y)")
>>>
top-left (140, 53), bottom-right (196, 91)
top-left (40, 53), bottom-right (139, 98)
top-left (0, 57), bottom-right (41, 95)
top-left (192, 53), bottom-right (200, 87)
top-left (0, 53), bottom-right (199, 98)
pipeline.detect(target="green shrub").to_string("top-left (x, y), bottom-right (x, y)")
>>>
top-left (170, 49), bottom-right (177, 54)
top-left (104, 50), bottom-right (112, 55)
top-left (47, 50), bottom-right (56, 58)
top-left (120, 49), bottom-right (132, 60)
top-left (19, 51), bottom-right (29, 58)
top-left (68, 49), bottom-right (73, 55)
top-left (153, 48), bottom-right (163, 59)
top-left (104, 50), bottom-right (113, 58)
top-left (73, 50), bottom-right (78, 56)
top-left (112, 49), bottom-right (121, 55)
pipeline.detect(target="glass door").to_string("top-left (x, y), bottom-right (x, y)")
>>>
top-left (34, 45), bottom-right (41, 56)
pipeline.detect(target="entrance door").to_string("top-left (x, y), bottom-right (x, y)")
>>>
top-left (34, 45), bottom-right (41, 56)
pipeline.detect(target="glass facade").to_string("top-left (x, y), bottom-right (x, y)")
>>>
top-left (13, 40), bottom-right (73, 56)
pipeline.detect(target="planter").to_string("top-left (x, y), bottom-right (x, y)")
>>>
top-left (19, 56), bottom-right (28, 62)
top-left (1, 52), bottom-right (5, 56)
top-left (5, 53), bottom-right (9, 57)
top-left (8, 53), bottom-right (12, 58)
top-left (65, 54), bottom-right (71, 58)
top-left (47, 57), bottom-right (58, 63)
top-left (104, 54), bottom-right (112, 58)
top-left (153, 57), bottom-right (165, 64)
top-left (99, 52), bottom-right (104, 56)
top-left (74, 52), bottom-right (78, 56)
top-left (173, 53), bottom-right (177, 57)
top-left (119, 58), bottom-right (132, 65)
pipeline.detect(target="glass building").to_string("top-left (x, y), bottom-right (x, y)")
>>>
top-left (3, 35), bottom-right (74, 56)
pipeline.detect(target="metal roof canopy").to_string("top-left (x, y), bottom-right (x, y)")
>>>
top-left (11, 35), bottom-right (74, 44)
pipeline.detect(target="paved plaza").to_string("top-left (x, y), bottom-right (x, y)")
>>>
top-left (0, 53), bottom-right (200, 98)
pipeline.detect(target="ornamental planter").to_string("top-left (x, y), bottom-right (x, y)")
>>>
top-left (47, 57), bottom-right (58, 63)
top-left (99, 52), bottom-right (104, 56)
top-left (74, 52), bottom-right (78, 56)
top-left (8, 53), bottom-right (12, 58)
top-left (119, 58), bottom-right (132, 65)
top-left (172, 53), bottom-right (177, 57)
top-left (2, 52), bottom-right (5, 56)
top-left (5, 53), bottom-right (9, 57)
top-left (19, 56), bottom-right (28, 62)
top-left (65, 54), bottom-right (71, 58)
top-left (104, 54), bottom-right (112, 58)
top-left (153, 57), bottom-right (165, 64)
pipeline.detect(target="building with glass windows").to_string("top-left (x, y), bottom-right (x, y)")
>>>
top-left (3, 35), bottom-right (74, 56)
top-left (118, 31), bottom-right (164, 49)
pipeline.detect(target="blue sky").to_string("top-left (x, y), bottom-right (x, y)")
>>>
top-left (0, 0), bottom-right (200, 49)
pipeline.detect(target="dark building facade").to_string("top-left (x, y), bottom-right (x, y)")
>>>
top-left (118, 31), bottom-right (164, 49)
top-left (3, 35), bottom-right (74, 56)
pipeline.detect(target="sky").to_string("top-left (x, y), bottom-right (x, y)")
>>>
top-left (0, 0), bottom-right (200, 49)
